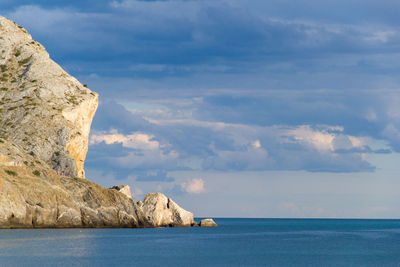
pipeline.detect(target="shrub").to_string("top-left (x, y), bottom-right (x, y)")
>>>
top-left (5, 170), bottom-right (17, 176)
top-left (32, 170), bottom-right (40, 176)
top-left (18, 57), bottom-right (30, 66)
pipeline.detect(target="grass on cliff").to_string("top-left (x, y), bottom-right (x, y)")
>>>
top-left (4, 170), bottom-right (17, 176)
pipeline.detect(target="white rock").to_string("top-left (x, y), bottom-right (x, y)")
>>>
top-left (140, 193), bottom-right (195, 227)
top-left (110, 185), bottom-right (132, 199)
top-left (200, 218), bottom-right (218, 227)
top-left (0, 16), bottom-right (98, 178)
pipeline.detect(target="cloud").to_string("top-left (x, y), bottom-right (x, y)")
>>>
top-left (86, 99), bottom-right (381, 174)
top-left (136, 171), bottom-right (175, 182)
top-left (91, 100), bottom-right (153, 133)
top-left (6, 1), bottom-right (400, 176)
top-left (288, 125), bottom-right (338, 151)
top-left (90, 129), bottom-right (161, 150)
top-left (180, 178), bottom-right (205, 194)
top-left (87, 128), bottom-right (179, 175)
top-left (7, 1), bottom-right (400, 80)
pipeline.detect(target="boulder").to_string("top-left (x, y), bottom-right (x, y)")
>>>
top-left (200, 218), bottom-right (218, 227)
top-left (138, 193), bottom-right (195, 227)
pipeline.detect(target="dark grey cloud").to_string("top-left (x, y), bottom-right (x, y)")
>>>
top-left (3, 0), bottom-right (399, 177)
top-left (6, 0), bottom-right (400, 80)
top-left (92, 100), bottom-right (153, 133)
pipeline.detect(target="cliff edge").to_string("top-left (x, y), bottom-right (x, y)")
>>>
top-left (0, 16), bottom-right (97, 178)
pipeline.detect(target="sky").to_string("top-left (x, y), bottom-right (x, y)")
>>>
top-left (3, 0), bottom-right (400, 218)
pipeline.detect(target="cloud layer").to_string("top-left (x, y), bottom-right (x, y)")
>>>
top-left (4, 0), bottom-right (400, 181)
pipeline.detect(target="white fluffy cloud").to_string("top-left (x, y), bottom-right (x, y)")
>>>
top-left (287, 125), bottom-right (364, 152)
top-left (90, 129), bottom-right (160, 150)
top-left (89, 129), bottom-right (179, 170)
top-left (180, 178), bottom-right (205, 194)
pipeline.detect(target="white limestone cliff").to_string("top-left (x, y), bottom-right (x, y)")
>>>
top-left (0, 16), bottom-right (98, 178)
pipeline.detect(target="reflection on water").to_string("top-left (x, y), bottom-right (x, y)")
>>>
top-left (0, 229), bottom-right (95, 257)
top-left (1, 219), bottom-right (400, 266)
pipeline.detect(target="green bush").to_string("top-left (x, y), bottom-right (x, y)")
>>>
top-left (32, 170), bottom-right (40, 176)
top-left (5, 170), bottom-right (17, 176)
top-left (18, 57), bottom-right (30, 66)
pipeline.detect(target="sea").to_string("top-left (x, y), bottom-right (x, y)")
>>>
top-left (1, 218), bottom-right (400, 266)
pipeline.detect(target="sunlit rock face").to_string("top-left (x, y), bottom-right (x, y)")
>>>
top-left (200, 218), bottom-right (217, 227)
top-left (138, 193), bottom-right (195, 227)
top-left (0, 16), bottom-right (98, 178)
top-left (110, 185), bottom-right (133, 199)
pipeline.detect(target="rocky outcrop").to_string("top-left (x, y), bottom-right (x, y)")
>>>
top-left (138, 193), bottom-right (195, 227)
top-left (200, 218), bottom-right (218, 227)
top-left (0, 149), bottom-right (138, 228)
top-left (0, 16), bottom-right (98, 178)
top-left (110, 185), bottom-right (132, 199)
top-left (0, 144), bottom-right (194, 228)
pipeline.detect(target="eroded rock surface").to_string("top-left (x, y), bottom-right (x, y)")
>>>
top-left (0, 16), bottom-right (98, 178)
top-left (138, 193), bottom-right (195, 227)
top-left (0, 149), bottom-right (194, 228)
top-left (0, 151), bottom-right (139, 228)
top-left (200, 218), bottom-right (218, 227)
top-left (110, 185), bottom-right (132, 199)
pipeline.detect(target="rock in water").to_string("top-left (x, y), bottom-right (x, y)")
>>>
top-left (138, 193), bottom-right (195, 227)
top-left (110, 185), bottom-right (132, 199)
top-left (0, 16), bottom-right (98, 178)
top-left (0, 16), bottom-right (195, 228)
top-left (199, 218), bottom-right (218, 227)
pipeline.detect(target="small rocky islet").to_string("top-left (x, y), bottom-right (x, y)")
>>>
top-left (0, 16), bottom-right (215, 228)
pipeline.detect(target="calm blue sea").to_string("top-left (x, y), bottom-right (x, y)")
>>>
top-left (1, 218), bottom-right (400, 266)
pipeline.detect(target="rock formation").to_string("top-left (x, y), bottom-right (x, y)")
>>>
top-left (110, 185), bottom-right (132, 199)
top-left (138, 193), bottom-right (195, 227)
top-left (0, 16), bottom-right (98, 178)
top-left (0, 16), bottom-right (200, 228)
top-left (199, 218), bottom-right (218, 227)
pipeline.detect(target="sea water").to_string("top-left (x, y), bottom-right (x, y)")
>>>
top-left (1, 218), bottom-right (400, 266)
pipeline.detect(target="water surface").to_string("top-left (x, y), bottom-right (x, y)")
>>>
top-left (1, 218), bottom-right (400, 266)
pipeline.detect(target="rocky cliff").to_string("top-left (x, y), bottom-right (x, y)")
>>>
top-left (0, 16), bottom-right (197, 228)
top-left (0, 16), bottom-right (97, 178)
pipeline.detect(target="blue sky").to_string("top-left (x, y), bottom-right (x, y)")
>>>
top-left (5, 0), bottom-right (400, 218)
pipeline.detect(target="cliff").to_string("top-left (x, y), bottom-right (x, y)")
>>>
top-left (0, 16), bottom-right (97, 178)
top-left (0, 16), bottom-right (196, 228)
